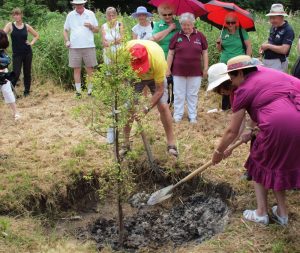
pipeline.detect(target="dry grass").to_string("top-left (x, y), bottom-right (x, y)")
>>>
top-left (0, 83), bottom-right (299, 253)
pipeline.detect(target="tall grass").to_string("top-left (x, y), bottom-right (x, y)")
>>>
top-left (1, 11), bottom-right (300, 87)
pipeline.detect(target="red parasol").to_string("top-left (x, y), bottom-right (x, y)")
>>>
top-left (201, 0), bottom-right (255, 32)
top-left (148, 0), bottom-right (207, 17)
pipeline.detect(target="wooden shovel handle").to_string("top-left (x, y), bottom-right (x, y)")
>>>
top-left (175, 139), bottom-right (244, 187)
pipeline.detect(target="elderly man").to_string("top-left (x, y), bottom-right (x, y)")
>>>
top-left (63, 0), bottom-right (99, 96)
top-left (260, 3), bottom-right (295, 72)
top-left (125, 40), bottom-right (178, 157)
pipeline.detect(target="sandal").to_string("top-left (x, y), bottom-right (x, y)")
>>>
top-left (271, 206), bottom-right (288, 225)
top-left (167, 145), bottom-right (178, 158)
top-left (243, 209), bottom-right (269, 225)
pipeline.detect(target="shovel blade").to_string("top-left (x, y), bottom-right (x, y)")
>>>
top-left (147, 185), bottom-right (174, 205)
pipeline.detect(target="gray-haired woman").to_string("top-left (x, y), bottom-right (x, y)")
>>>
top-left (167, 12), bottom-right (208, 123)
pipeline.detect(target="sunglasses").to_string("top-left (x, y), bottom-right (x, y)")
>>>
top-left (162, 13), bottom-right (173, 17)
top-left (226, 21), bottom-right (236, 25)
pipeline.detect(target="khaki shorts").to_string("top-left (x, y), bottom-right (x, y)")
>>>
top-left (69, 48), bottom-right (98, 68)
top-left (134, 79), bottom-right (168, 104)
top-left (263, 58), bottom-right (288, 73)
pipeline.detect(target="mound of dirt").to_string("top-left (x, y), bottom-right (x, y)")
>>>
top-left (88, 193), bottom-right (229, 251)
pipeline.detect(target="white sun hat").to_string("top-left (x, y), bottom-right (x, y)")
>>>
top-left (132, 6), bottom-right (153, 18)
top-left (207, 63), bottom-right (230, 91)
top-left (70, 0), bottom-right (87, 5)
top-left (266, 4), bottom-right (288, 17)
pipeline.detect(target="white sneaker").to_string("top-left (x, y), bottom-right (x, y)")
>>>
top-left (14, 113), bottom-right (21, 121)
top-left (243, 209), bottom-right (269, 225)
top-left (189, 118), bottom-right (197, 124)
top-left (271, 206), bottom-right (288, 225)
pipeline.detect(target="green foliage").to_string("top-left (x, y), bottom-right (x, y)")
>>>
top-left (0, 0), bottom-right (48, 25)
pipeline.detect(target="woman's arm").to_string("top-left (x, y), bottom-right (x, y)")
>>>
top-left (3, 22), bottom-right (12, 34)
top-left (101, 25), bottom-right (109, 47)
top-left (132, 32), bottom-right (138, 40)
top-left (166, 49), bottom-right (175, 76)
top-left (116, 22), bottom-right (124, 44)
top-left (244, 39), bottom-right (252, 56)
top-left (202, 49), bottom-right (208, 78)
top-left (151, 23), bottom-right (176, 42)
top-left (216, 37), bottom-right (222, 52)
top-left (26, 24), bottom-right (39, 46)
top-left (212, 108), bottom-right (246, 164)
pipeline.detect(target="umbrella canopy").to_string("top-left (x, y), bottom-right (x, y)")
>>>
top-left (201, 0), bottom-right (255, 32)
top-left (148, 0), bottom-right (207, 17)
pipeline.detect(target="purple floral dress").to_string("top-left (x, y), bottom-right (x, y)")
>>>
top-left (232, 66), bottom-right (300, 190)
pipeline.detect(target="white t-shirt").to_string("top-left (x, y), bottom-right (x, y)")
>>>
top-left (132, 23), bottom-right (153, 40)
top-left (64, 9), bottom-right (98, 48)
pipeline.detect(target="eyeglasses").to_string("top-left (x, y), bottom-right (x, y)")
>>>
top-left (226, 21), bottom-right (236, 25)
top-left (162, 13), bottom-right (173, 17)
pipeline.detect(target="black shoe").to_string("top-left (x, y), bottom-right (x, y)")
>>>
top-left (23, 91), bottom-right (30, 97)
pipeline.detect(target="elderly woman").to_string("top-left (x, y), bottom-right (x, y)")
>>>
top-left (216, 13), bottom-right (252, 111)
top-left (101, 7), bottom-right (124, 64)
top-left (151, 3), bottom-right (181, 59)
top-left (3, 8), bottom-right (39, 97)
top-left (211, 55), bottom-right (300, 225)
top-left (260, 4), bottom-right (294, 73)
top-left (132, 6), bottom-right (153, 40)
top-left (167, 12), bottom-right (208, 123)
top-left (152, 3), bottom-right (181, 105)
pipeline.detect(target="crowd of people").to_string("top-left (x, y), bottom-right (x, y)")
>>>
top-left (1, 0), bottom-right (300, 227)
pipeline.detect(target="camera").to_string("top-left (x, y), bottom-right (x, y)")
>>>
top-left (0, 49), bottom-right (14, 85)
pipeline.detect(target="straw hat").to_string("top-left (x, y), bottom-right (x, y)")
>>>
top-left (70, 0), bottom-right (87, 5)
top-left (266, 4), bottom-right (288, 17)
top-left (207, 63), bottom-right (230, 91)
top-left (225, 55), bottom-right (261, 73)
top-left (132, 6), bottom-right (153, 18)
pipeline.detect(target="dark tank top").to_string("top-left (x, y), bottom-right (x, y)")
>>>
top-left (11, 23), bottom-right (32, 55)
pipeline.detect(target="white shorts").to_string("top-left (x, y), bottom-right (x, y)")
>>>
top-left (1, 81), bottom-right (16, 104)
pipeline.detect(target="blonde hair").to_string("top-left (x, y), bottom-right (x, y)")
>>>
top-left (11, 8), bottom-right (23, 16)
top-left (106, 7), bottom-right (117, 15)
top-left (157, 3), bottom-right (174, 15)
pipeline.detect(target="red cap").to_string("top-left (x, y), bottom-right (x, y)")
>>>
top-left (129, 44), bottom-right (150, 74)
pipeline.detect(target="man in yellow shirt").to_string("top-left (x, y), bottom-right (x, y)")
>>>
top-left (125, 40), bottom-right (177, 157)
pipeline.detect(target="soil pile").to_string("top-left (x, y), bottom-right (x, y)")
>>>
top-left (89, 193), bottom-right (229, 251)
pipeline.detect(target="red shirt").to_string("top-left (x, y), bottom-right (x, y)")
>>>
top-left (169, 29), bottom-right (208, 76)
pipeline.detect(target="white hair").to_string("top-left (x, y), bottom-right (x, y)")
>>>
top-left (179, 12), bottom-right (195, 24)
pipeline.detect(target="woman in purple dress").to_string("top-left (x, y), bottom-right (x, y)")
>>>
top-left (212, 55), bottom-right (300, 225)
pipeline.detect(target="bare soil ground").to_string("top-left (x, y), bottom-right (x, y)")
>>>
top-left (0, 83), bottom-right (299, 253)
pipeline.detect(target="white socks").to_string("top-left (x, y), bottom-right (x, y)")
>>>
top-left (75, 83), bottom-right (93, 94)
top-left (75, 83), bottom-right (81, 93)
top-left (87, 83), bottom-right (93, 95)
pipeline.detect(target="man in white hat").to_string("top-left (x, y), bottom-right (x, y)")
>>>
top-left (260, 3), bottom-right (294, 72)
top-left (63, 0), bottom-right (99, 97)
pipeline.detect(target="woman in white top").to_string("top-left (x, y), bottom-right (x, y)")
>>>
top-left (101, 7), bottom-right (124, 64)
top-left (131, 6), bottom-right (153, 40)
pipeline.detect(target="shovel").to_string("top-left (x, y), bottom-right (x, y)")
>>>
top-left (147, 139), bottom-right (244, 205)
top-left (138, 122), bottom-right (164, 176)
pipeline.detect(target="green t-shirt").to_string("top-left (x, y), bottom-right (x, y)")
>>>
top-left (152, 19), bottom-right (181, 59)
top-left (220, 28), bottom-right (249, 64)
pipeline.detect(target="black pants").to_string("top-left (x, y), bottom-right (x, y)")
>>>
top-left (222, 95), bottom-right (231, 110)
top-left (12, 52), bottom-right (32, 94)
